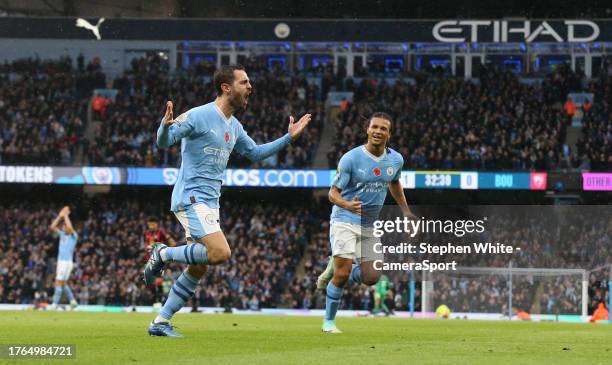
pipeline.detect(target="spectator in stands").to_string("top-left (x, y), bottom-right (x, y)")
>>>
top-left (92, 95), bottom-right (111, 121)
top-left (583, 98), bottom-right (592, 113)
top-left (564, 97), bottom-right (576, 118)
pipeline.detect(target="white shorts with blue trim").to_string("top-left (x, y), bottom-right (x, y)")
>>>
top-left (55, 260), bottom-right (74, 281)
top-left (330, 222), bottom-right (382, 263)
top-left (174, 203), bottom-right (221, 240)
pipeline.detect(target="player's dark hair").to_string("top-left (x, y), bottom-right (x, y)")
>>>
top-left (366, 112), bottom-right (393, 134)
top-left (147, 216), bottom-right (156, 223)
top-left (368, 112), bottom-right (393, 133)
top-left (214, 64), bottom-right (246, 96)
top-left (366, 112), bottom-right (393, 149)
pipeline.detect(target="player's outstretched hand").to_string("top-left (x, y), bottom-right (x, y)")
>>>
top-left (347, 197), bottom-right (362, 216)
top-left (162, 101), bottom-right (174, 126)
top-left (287, 114), bottom-right (311, 141)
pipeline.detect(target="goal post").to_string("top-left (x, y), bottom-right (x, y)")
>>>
top-left (420, 265), bottom-right (590, 320)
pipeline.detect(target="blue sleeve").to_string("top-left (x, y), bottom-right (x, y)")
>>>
top-left (393, 154), bottom-right (404, 181)
top-left (234, 123), bottom-right (292, 162)
top-left (157, 111), bottom-right (197, 148)
top-left (332, 153), bottom-right (352, 190)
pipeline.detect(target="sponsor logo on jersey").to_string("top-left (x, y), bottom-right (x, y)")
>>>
top-left (203, 147), bottom-right (231, 159)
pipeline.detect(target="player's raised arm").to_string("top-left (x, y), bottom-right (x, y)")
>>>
top-left (234, 114), bottom-right (311, 162)
top-left (62, 207), bottom-right (77, 236)
top-left (49, 206), bottom-right (68, 235)
top-left (156, 101), bottom-right (195, 148)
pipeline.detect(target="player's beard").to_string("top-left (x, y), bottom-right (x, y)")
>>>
top-left (230, 91), bottom-right (246, 112)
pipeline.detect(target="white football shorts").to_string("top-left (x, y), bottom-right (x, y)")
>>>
top-left (174, 203), bottom-right (221, 240)
top-left (55, 260), bottom-right (74, 281)
top-left (329, 222), bottom-right (383, 263)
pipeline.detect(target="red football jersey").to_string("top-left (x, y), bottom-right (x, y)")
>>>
top-left (144, 229), bottom-right (170, 260)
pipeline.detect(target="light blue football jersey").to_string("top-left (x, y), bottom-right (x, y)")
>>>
top-left (157, 102), bottom-right (292, 211)
top-left (331, 145), bottom-right (404, 225)
top-left (57, 231), bottom-right (78, 261)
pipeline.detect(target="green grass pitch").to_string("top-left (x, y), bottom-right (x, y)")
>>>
top-left (1, 311), bottom-right (611, 364)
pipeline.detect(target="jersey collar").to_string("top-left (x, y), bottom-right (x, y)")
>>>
top-left (214, 104), bottom-right (233, 125)
top-left (361, 145), bottom-right (386, 162)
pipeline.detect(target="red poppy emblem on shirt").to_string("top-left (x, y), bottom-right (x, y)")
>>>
top-left (373, 167), bottom-right (381, 177)
top-left (224, 131), bottom-right (230, 143)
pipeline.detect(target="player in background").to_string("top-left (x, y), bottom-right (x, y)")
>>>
top-left (144, 64), bottom-right (311, 337)
top-left (143, 217), bottom-right (177, 303)
top-left (144, 216), bottom-right (177, 259)
top-left (48, 206), bottom-right (79, 310)
top-left (316, 112), bottom-right (415, 333)
top-left (373, 273), bottom-right (391, 315)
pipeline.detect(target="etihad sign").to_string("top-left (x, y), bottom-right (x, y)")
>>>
top-left (433, 20), bottom-right (600, 43)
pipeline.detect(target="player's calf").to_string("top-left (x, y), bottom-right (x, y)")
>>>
top-left (360, 262), bottom-right (382, 286)
top-left (187, 264), bottom-right (208, 279)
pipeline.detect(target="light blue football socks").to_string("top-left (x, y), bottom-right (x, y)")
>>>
top-left (162, 243), bottom-right (208, 265)
top-left (159, 271), bottom-right (200, 321)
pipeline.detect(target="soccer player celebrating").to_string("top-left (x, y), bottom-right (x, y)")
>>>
top-left (316, 112), bottom-right (414, 333)
top-left (144, 65), bottom-right (311, 337)
top-left (48, 206), bottom-right (79, 310)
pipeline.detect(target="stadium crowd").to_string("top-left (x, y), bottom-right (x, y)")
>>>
top-left (328, 64), bottom-right (609, 171)
top-left (578, 73), bottom-right (612, 171)
top-left (0, 194), bottom-right (326, 310)
top-left (1, 55), bottom-right (608, 171)
top-left (0, 57), bottom-right (101, 165)
top-left (328, 67), bottom-right (568, 170)
top-left (86, 54), bottom-right (324, 168)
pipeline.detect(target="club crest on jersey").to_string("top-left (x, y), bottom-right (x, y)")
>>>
top-left (373, 167), bottom-right (381, 177)
top-left (386, 167), bottom-right (394, 176)
top-left (224, 131), bottom-right (230, 143)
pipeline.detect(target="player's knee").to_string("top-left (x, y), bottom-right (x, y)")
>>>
top-left (208, 246), bottom-right (231, 264)
top-left (333, 269), bottom-right (350, 285)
